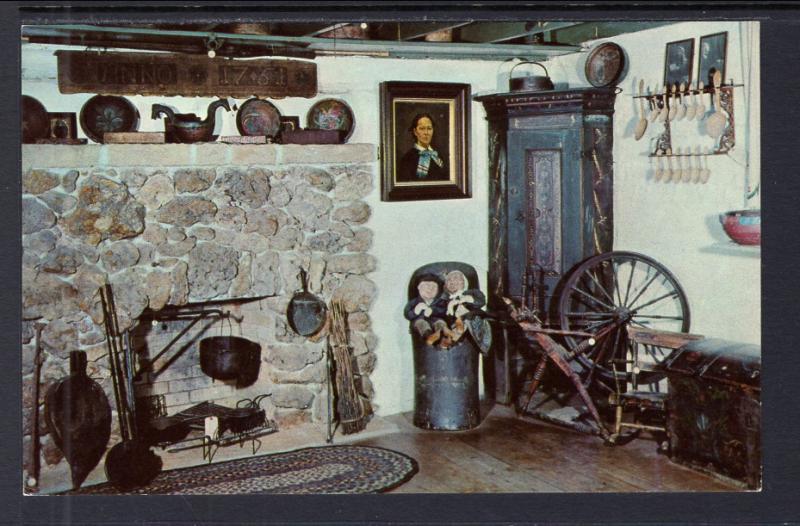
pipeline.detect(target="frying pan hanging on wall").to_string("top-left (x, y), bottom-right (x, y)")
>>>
top-left (287, 268), bottom-right (327, 337)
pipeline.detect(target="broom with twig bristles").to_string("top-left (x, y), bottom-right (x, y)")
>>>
top-left (329, 299), bottom-right (367, 434)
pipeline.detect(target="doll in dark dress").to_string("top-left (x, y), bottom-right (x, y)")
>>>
top-left (397, 113), bottom-right (449, 182)
top-left (404, 274), bottom-right (452, 346)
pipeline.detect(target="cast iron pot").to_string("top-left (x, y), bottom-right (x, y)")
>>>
top-left (199, 336), bottom-right (261, 385)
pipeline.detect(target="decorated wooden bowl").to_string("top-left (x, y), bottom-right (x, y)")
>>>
top-left (80, 95), bottom-right (140, 143)
top-left (305, 98), bottom-right (354, 142)
top-left (719, 209), bottom-right (760, 246)
top-left (22, 95), bottom-right (49, 143)
top-left (236, 98), bottom-right (281, 137)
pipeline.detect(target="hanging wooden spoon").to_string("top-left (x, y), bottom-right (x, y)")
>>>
top-left (658, 85), bottom-right (669, 122)
top-left (695, 81), bottom-right (706, 120)
top-left (634, 79), bottom-right (648, 141)
top-left (700, 148), bottom-right (711, 183)
top-left (680, 148), bottom-right (692, 182)
top-left (675, 82), bottom-right (687, 121)
top-left (705, 71), bottom-right (727, 138)
top-left (649, 85), bottom-right (662, 123)
top-left (664, 148), bottom-right (674, 182)
top-left (685, 87), bottom-right (697, 120)
top-left (672, 148), bottom-right (681, 183)
top-left (654, 150), bottom-right (664, 181)
top-left (691, 146), bottom-right (701, 183)
top-left (674, 149), bottom-right (684, 183)
top-left (667, 84), bottom-right (678, 121)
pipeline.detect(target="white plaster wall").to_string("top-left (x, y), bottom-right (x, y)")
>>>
top-left (21, 43), bottom-right (509, 416)
top-left (543, 21), bottom-right (761, 346)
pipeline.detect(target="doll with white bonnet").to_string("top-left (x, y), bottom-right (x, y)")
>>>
top-left (441, 270), bottom-right (486, 345)
top-left (443, 270), bottom-right (486, 320)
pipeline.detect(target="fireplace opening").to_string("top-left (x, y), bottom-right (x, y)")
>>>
top-left (128, 297), bottom-right (285, 452)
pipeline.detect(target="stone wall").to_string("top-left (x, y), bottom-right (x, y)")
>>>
top-left (21, 143), bottom-right (378, 491)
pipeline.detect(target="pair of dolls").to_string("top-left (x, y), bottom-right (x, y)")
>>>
top-left (404, 270), bottom-right (486, 348)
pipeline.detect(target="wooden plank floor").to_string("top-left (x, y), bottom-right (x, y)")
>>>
top-left (352, 404), bottom-right (741, 493)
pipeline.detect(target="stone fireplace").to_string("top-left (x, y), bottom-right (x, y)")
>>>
top-left (21, 143), bottom-right (379, 490)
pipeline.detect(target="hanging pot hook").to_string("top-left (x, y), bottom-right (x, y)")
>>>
top-left (225, 310), bottom-right (233, 337)
top-left (205, 34), bottom-right (222, 58)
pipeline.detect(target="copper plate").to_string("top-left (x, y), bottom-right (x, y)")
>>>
top-left (80, 95), bottom-right (140, 143)
top-left (585, 42), bottom-right (626, 88)
top-left (236, 98), bottom-right (281, 137)
top-left (306, 98), bottom-right (355, 142)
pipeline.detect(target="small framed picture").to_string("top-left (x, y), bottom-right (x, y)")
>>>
top-left (663, 38), bottom-right (694, 88)
top-left (698, 32), bottom-right (728, 88)
top-left (380, 81), bottom-right (470, 202)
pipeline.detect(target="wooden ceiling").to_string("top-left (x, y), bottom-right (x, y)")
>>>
top-left (21, 21), bottom-right (672, 61)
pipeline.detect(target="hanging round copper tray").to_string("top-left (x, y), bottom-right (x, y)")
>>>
top-left (80, 95), bottom-right (141, 143)
top-left (585, 42), bottom-right (626, 88)
top-left (236, 98), bottom-right (282, 137)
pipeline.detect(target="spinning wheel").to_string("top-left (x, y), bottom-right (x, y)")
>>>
top-left (557, 251), bottom-right (690, 386)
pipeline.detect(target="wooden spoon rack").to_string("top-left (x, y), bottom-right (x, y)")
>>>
top-left (635, 83), bottom-right (743, 156)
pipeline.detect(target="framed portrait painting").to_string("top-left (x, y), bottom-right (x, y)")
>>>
top-left (663, 38), bottom-right (694, 88)
top-left (380, 81), bottom-right (470, 201)
top-left (698, 32), bottom-right (728, 89)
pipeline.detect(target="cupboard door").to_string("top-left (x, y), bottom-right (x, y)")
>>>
top-left (507, 128), bottom-right (580, 313)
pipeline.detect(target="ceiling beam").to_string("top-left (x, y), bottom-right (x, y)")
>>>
top-left (23, 34), bottom-right (316, 59)
top-left (457, 21), bottom-right (582, 43)
top-left (307, 39), bottom-right (578, 61)
top-left (267, 23), bottom-right (337, 37)
top-left (550, 21), bottom-right (674, 45)
top-left (22, 24), bottom-right (581, 61)
top-left (305, 23), bottom-right (351, 37)
top-left (395, 22), bottom-right (474, 41)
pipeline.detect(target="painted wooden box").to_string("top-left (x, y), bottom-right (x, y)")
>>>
top-left (662, 338), bottom-right (761, 489)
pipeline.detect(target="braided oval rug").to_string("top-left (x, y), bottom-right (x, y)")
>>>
top-left (66, 445), bottom-right (418, 495)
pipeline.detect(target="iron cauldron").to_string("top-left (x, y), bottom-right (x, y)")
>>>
top-left (199, 336), bottom-right (261, 386)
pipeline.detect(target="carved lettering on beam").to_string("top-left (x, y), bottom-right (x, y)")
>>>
top-left (56, 51), bottom-right (317, 98)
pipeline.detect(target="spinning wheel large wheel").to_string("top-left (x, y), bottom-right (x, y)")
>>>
top-left (557, 251), bottom-right (690, 385)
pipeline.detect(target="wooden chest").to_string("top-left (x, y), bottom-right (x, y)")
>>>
top-left (662, 338), bottom-right (761, 489)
